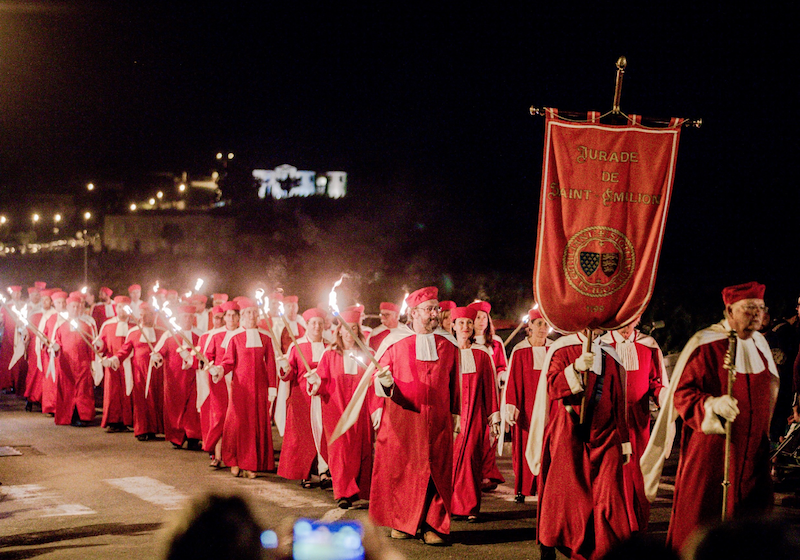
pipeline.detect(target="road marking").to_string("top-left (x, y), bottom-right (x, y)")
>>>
top-left (104, 476), bottom-right (188, 510)
top-left (239, 479), bottom-right (333, 509)
top-left (0, 484), bottom-right (95, 519)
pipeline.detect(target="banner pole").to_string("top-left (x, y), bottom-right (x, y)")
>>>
top-left (612, 56), bottom-right (627, 114)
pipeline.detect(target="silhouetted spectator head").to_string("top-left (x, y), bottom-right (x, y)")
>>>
top-left (685, 517), bottom-right (800, 560)
top-left (161, 493), bottom-right (265, 560)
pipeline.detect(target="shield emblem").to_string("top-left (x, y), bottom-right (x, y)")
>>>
top-left (601, 253), bottom-right (620, 277)
top-left (580, 252), bottom-right (600, 276)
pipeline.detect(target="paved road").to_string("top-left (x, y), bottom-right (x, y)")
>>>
top-left (1, 392), bottom-right (797, 559)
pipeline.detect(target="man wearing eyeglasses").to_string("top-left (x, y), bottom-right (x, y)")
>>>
top-left (368, 302), bottom-right (411, 352)
top-left (369, 286), bottom-right (459, 546)
top-left (641, 281), bottom-right (779, 552)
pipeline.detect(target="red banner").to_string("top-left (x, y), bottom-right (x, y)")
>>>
top-left (533, 109), bottom-right (682, 333)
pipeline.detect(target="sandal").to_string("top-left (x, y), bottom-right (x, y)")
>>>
top-left (209, 458), bottom-right (222, 469)
top-left (319, 471), bottom-right (333, 489)
top-left (301, 479), bottom-right (314, 489)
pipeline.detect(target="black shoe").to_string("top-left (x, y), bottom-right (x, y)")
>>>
top-left (514, 493), bottom-right (525, 503)
top-left (540, 545), bottom-right (556, 560)
top-left (71, 419), bottom-right (88, 427)
top-left (337, 497), bottom-right (351, 509)
top-left (186, 439), bottom-right (202, 451)
top-left (136, 434), bottom-right (148, 441)
top-left (25, 401), bottom-right (33, 412)
top-left (172, 442), bottom-right (183, 449)
top-left (319, 471), bottom-right (333, 489)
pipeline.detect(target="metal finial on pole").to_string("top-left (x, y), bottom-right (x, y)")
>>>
top-left (612, 56), bottom-right (627, 114)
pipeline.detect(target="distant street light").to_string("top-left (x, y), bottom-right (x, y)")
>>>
top-left (87, 183), bottom-right (95, 191)
top-left (148, 198), bottom-right (156, 205)
top-left (227, 152), bottom-right (234, 160)
top-left (54, 213), bottom-right (62, 223)
top-left (178, 183), bottom-right (186, 192)
top-left (216, 152), bottom-right (223, 160)
top-left (32, 213), bottom-right (40, 224)
top-left (0, 215), bottom-right (7, 225)
top-left (84, 211), bottom-right (92, 221)
top-left (156, 191), bottom-right (164, 199)
top-left (130, 203), bottom-right (137, 211)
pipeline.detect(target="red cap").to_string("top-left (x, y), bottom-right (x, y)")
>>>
top-left (34, 281), bottom-right (47, 290)
top-left (406, 287), bottom-right (438, 308)
top-left (528, 308), bottom-right (543, 322)
top-left (51, 291), bottom-right (68, 301)
top-left (166, 290), bottom-right (178, 298)
top-left (468, 301), bottom-right (491, 314)
top-left (9, 285), bottom-right (22, 293)
top-left (211, 305), bottom-right (224, 315)
top-left (69, 291), bottom-right (85, 301)
top-left (236, 297), bottom-right (256, 309)
top-left (284, 295), bottom-right (299, 304)
top-left (439, 300), bottom-right (456, 312)
top-left (339, 309), bottom-right (362, 325)
top-left (379, 302), bottom-right (400, 313)
top-left (41, 288), bottom-right (56, 298)
top-left (128, 284), bottom-right (141, 292)
top-left (302, 308), bottom-right (327, 322)
top-left (221, 302), bottom-right (240, 312)
top-left (196, 294), bottom-right (208, 304)
top-left (722, 281), bottom-right (766, 305)
top-left (345, 304), bottom-right (364, 315)
top-left (178, 304), bottom-right (196, 315)
top-left (66, 295), bottom-right (83, 304)
top-left (451, 307), bottom-right (478, 321)
top-left (99, 287), bottom-right (112, 297)
top-left (138, 302), bottom-right (151, 312)
top-left (156, 288), bottom-right (168, 296)
top-left (27, 286), bottom-right (39, 294)
top-left (212, 293), bottom-right (229, 302)
top-left (114, 295), bottom-right (131, 305)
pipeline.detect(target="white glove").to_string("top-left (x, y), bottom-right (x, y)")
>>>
top-left (93, 338), bottom-right (104, 352)
top-left (101, 357), bottom-right (113, 368)
top-left (709, 394), bottom-right (740, 422)
top-left (374, 366), bottom-right (394, 388)
top-left (489, 411), bottom-right (502, 437)
top-left (109, 356), bottom-right (120, 370)
top-left (181, 357), bottom-right (193, 370)
top-left (574, 351), bottom-right (595, 372)
top-left (268, 386), bottom-right (277, 403)
top-left (150, 352), bottom-right (164, 368)
top-left (277, 356), bottom-right (290, 373)
top-left (208, 365), bottom-right (224, 383)
top-left (371, 408), bottom-right (383, 430)
top-left (50, 342), bottom-right (61, 354)
top-left (178, 347), bottom-right (192, 361)
top-left (304, 368), bottom-right (321, 386)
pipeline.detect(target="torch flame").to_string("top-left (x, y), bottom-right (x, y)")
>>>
top-left (278, 301), bottom-right (285, 316)
top-left (328, 275), bottom-right (345, 314)
top-left (80, 286), bottom-right (87, 294)
top-left (123, 305), bottom-right (133, 315)
top-left (521, 313), bottom-right (529, 323)
top-left (399, 292), bottom-right (410, 316)
top-left (194, 278), bottom-right (204, 291)
top-left (153, 281), bottom-right (160, 293)
top-left (533, 302), bottom-right (539, 310)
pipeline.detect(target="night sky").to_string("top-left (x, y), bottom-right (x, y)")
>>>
top-left (0, 2), bottom-right (797, 311)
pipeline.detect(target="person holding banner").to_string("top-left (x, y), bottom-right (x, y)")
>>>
top-left (641, 282), bottom-right (778, 551)
top-left (503, 307), bottom-right (551, 503)
top-left (450, 306), bottom-right (500, 522)
top-left (277, 308), bottom-right (329, 488)
top-left (96, 296), bottom-right (135, 432)
top-left (51, 294), bottom-right (98, 427)
top-left (209, 299), bottom-right (278, 478)
top-left (311, 307), bottom-right (373, 509)
top-left (108, 303), bottom-right (165, 441)
top-left (600, 317), bottom-right (667, 531)
top-left (200, 301), bottom-right (241, 467)
top-left (370, 286), bottom-right (459, 546)
top-left (531, 330), bottom-right (631, 560)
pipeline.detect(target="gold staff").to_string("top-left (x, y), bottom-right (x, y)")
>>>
top-left (722, 330), bottom-right (738, 521)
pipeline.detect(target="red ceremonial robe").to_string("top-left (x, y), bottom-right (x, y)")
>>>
top-left (277, 337), bottom-right (326, 480)
top-left (504, 339), bottom-right (549, 496)
top-left (200, 327), bottom-right (238, 453)
top-left (666, 328), bottom-right (775, 550)
top-left (0, 305), bottom-right (24, 392)
top-left (156, 330), bottom-right (202, 446)
top-left (601, 330), bottom-right (667, 531)
top-left (452, 346), bottom-right (498, 516)
top-left (317, 349), bottom-right (373, 501)
top-left (371, 333), bottom-right (460, 536)
top-left (280, 319), bottom-right (306, 354)
top-left (98, 317), bottom-right (134, 427)
top-left (91, 302), bottom-right (115, 331)
top-left (368, 326), bottom-right (391, 352)
top-left (478, 335), bottom-right (506, 485)
top-left (41, 312), bottom-right (61, 414)
top-left (52, 317), bottom-right (97, 425)
top-left (114, 325), bottom-right (165, 436)
top-left (23, 310), bottom-right (44, 403)
top-left (537, 334), bottom-right (631, 560)
top-left (219, 328), bottom-right (278, 472)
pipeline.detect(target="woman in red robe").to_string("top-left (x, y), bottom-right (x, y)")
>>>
top-left (450, 306), bottom-right (500, 521)
top-left (312, 308), bottom-right (373, 509)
